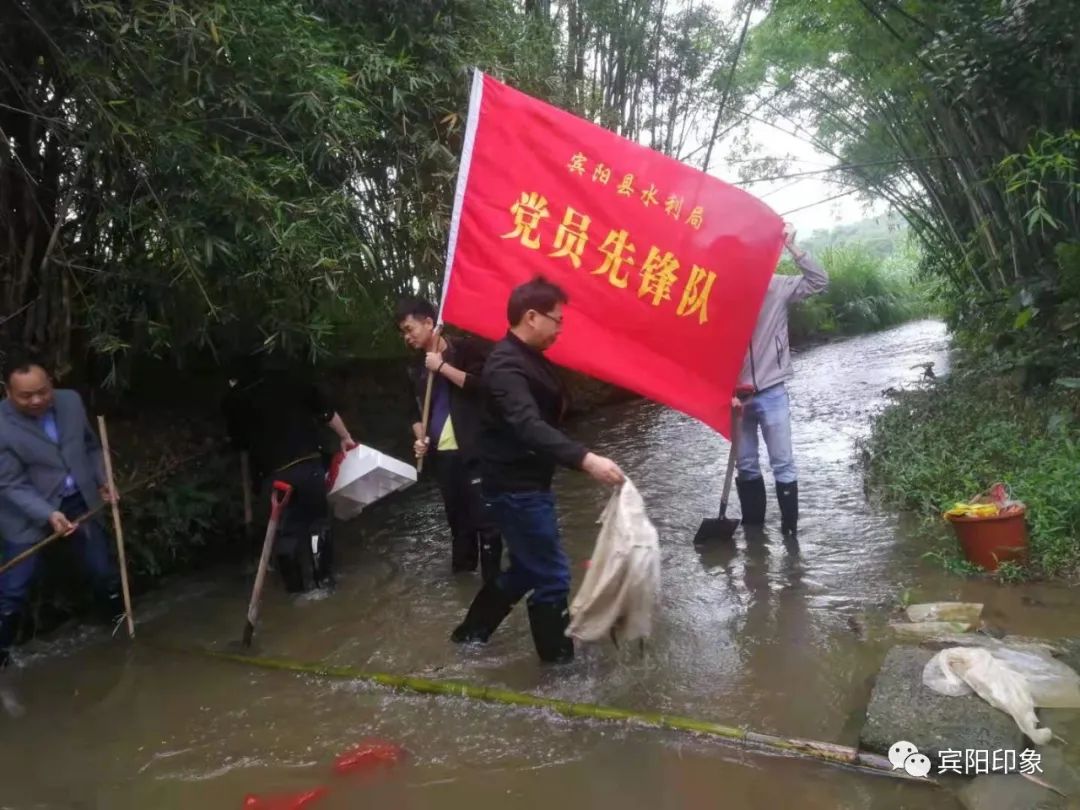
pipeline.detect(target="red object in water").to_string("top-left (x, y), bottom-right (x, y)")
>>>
top-left (333, 740), bottom-right (406, 776)
top-left (242, 787), bottom-right (330, 810)
top-left (582, 559), bottom-right (592, 569)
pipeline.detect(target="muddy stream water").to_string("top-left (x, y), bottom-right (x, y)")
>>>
top-left (3, 319), bottom-right (1080, 810)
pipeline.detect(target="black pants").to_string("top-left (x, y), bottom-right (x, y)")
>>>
top-left (267, 458), bottom-right (330, 592)
top-left (434, 451), bottom-right (502, 576)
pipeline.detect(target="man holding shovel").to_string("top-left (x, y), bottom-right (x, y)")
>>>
top-left (0, 353), bottom-right (123, 668)
top-left (733, 223), bottom-right (827, 538)
top-left (222, 355), bottom-right (354, 593)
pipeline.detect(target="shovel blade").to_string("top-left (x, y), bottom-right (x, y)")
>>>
top-left (694, 516), bottom-right (740, 544)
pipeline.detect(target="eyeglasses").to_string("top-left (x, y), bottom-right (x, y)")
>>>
top-left (534, 310), bottom-right (563, 325)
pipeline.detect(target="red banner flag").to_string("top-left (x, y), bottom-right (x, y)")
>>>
top-left (440, 71), bottom-right (784, 438)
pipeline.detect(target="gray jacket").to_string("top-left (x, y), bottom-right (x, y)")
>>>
top-left (737, 251), bottom-right (828, 392)
top-left (0, 390), bottom-right (106, 546)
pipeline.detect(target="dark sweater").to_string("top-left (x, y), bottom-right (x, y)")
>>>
top-left (222, 371), bottom-right (333, 479)
top-left (406, 334), bottom-right (490, 464)
top-left (479, 332), bottom-right (588, 492)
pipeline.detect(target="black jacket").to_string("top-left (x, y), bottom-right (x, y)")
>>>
top-left (407, 334), bottom-right (489, 464)
top-left (479, 332), bottom-right (588, 493)
top-left (222, 371), bottom-right (333, 482)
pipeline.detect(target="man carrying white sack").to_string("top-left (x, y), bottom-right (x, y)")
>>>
top-left (450, 277), bottom-right (625, 664)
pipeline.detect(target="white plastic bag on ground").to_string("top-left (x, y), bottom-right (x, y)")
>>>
top-left (567, 478), bottom-right (660, 645)
top-left (923, 646), bottom-right (1080, 745)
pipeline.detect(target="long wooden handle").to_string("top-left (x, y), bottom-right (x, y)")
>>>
top-left (0, 507), bottom-right (99, 576)
top-left (245, 515), bottom-right (279, 629)
top-left (416, 326), bottom-right (442, 474)
top-left (97, 416), bottom-right (136, 639)
top-left (243, 486), bottom-right (290, 647)
top-left (718, 406), bottom-right (741, 515)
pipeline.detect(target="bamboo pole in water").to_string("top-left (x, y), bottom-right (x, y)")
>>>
top-left (192, 646), bottom-right (935, 786)
top-left (97, 416), bottom-right (136, 639)
top-left (0, 450), bottom-right (210, 578)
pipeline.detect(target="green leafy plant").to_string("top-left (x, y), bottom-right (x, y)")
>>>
top-left (863, 374), bottom-right (1080, 580)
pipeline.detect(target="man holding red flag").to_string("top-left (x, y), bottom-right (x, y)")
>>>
top-left (395, 297), bottom-right (503, 581)
top-left (451, 277), bottom-right (624, 664)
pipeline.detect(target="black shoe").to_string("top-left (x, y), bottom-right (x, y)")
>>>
top-left (736, 476), bottom-right (767, 526)
top-left (776, 480), bottom-right (799, 537)
top-left (312, 526), bottom-right (335, 589)
top-left (479, 534), bottom-right (503, 584)
top-left (0, 612), bottom-right (19, 669)
top-left (527, 601), bottom-right (574, 664)
top-left (451, 580), bottom-right (516, 643)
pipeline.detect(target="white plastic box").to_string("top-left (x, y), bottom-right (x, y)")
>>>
top-left (327, 445), bottom-right (417, 520)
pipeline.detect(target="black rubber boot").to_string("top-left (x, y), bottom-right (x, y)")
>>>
top-left (311, 525), bottom-right (334, 589)
top-left (479, 532), bottom-right (503, 585)
top-left (276, 553), bottom-right (307, 594)
top-left (451, 580), bottom-right (516, 643)
top-left (776, 480), bottom-right (799, 537)
top-left (527, 601), bottom-right (574, 664)
top-left (736, 476), bottom-right (767, 526)
top-left (0, 612), bottom-right (19, 670)
top-left (101, 591), bottom-right (126, 627)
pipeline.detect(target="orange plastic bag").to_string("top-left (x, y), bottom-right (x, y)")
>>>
top-left (333, 740), bottom-right (406, 776)
top-left (243, 787), bottom-right (329, 810)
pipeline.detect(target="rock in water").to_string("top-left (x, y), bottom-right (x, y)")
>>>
top-left (861, 646), bottom-right (1024, 759)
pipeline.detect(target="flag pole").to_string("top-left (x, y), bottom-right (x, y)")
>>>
top-left (416, 323), bottom-right (441, 475)
top-left (436, 67), bottom-right (486, 330)
top-left (418, 67), bottom-right (486, 473)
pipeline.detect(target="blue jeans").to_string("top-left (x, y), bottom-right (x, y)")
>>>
top-left (737, 383), bottom-right (797, 484)
top-left (486, 491), bottom-right (569, 607)
top-left (0, 494), bottom-right (119, 616)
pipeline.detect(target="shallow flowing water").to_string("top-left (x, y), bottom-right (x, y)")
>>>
top-left (4, 319), bottom-right (1080, 809)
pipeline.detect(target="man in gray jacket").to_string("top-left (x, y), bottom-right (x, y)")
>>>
top-left (0, 353), bottom-right (122, 668)
top-left (733, 224), bottom-right (827, 538)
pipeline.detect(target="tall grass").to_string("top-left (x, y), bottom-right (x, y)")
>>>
top-left (786, 240), bottom-right (938, 344)
top-left (862, 375), bottom-right (1080, 580)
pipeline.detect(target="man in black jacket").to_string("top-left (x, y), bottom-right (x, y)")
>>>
top-left (222, 356), bottom-right (355, 593)
top-left (396, 298), bottom-right (503, 581)
top-left (450, 277), bottom-right (624, 664)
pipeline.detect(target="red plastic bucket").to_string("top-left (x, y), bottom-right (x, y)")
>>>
top-left (945, 507), bottom-right (1028, 572)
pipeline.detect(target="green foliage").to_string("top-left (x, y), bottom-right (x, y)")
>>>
top-left (785, 241), bottom-right (936, 343)
top-left (746, 0), bottom-right (1080, 382)
top-left (1, 0), bottom-right (762, 384)
top-left (121, 452), bottom-right (245, 581)
top-left (801, 213), bottom-right (910, 261)
top-left (0, 0), bottom-right (555, 378)
top-left (862, 375), bottom-right (1080, 579)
